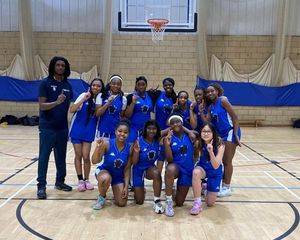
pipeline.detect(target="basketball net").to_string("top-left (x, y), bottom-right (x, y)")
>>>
top-left (147, 18), bottom-right (169, 44)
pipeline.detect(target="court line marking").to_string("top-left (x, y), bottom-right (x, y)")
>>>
top-left (0, 177), bottom-right (36, 208)
top-left (0, 158), bottom-right (38, 184)
top-left (242, 143), bottom-right (300, 181)
top-left (1, 183), bottom-right (300, 190)
top-left (14, 199), bottom-right (300, 240)
top-left (242, 141), bottom-right (300, 144)
top-left (0, 173), bottom-right (78, 176)
top-left (16, 199), bottom-right (51, 240)
top-left (236, 149), bottom-right (252, 161)
top-left (1, 197), bottom-right (300, 204)
top-left (274, 203), bottom-right (299, 240)
top-left (264, 171), bottom-right (300, 201)
top-left (0, 173), bottom-right (299, 180)
top-left (235, 170), bottom-right (300, 173)
top-left (0, 145), bottom-right (73, 185)
top-left (67, 148), bottom-right (73, 155)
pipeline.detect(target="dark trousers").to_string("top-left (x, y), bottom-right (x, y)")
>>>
top-left (37, 128), bottom-right (68, 189)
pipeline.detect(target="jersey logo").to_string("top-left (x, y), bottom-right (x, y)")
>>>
top-left (212, 113), bottom-right (219, 122)
top-left (141, 105), bottom-right (149, 113)
top-left (148, 150), bottom-right (156, 161)
top-left (179, 145), bottom-right (188, 156)
top-left (51, 85), bottom-right (57, 91)
top-left (163, 104), bottom-right (171, 114)
top-left (109, 152), bottom-right (116, 157)
top-left (185, 116), bottom-right (191, 125)
top-left (108, 105), bottom-right (117, 114)
top-left (114, 158), bottom-right (124, 168)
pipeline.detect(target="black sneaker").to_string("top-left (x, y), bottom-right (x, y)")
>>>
top-left (37, 188), bottom-right (47, 199)
top-left (55, 182), bottom-right (72, 191)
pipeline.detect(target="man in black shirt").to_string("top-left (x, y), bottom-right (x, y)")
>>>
top-left (37, 56), bottom-right (73, 199)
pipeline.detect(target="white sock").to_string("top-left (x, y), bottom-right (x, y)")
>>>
top-left (195, 197), bottom-right (201, 202)
top-left (166, 195), bottom-right (172, 200)
top-left (223, 184), bottom-right (230, 189)
top-left (154, 196), bottom-right (160, 202)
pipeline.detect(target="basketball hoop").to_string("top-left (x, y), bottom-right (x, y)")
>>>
top-left (147, 18), bottom-right (169, 43)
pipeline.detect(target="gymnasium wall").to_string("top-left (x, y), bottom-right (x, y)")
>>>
top-left (0, 31), bottom-right (300, 125)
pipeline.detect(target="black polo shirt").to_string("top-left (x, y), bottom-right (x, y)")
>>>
top-left (39, 77), bottom-right (73, 130)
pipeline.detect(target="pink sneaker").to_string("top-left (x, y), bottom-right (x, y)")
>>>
top-left (85, 180), bottom-right (94, 190)
top-left (77, 180), bottom-right (86, 192)
top-left (190, 200), bottom-right (203, 215)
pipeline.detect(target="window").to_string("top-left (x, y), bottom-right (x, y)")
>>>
top-left (118, 0), bottom-right (197, 32)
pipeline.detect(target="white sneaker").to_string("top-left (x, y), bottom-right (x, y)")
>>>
top-left (165, 199), bottom-right (174, 217)
top-left (153, 200), bottom-right (164, 214)
top-left (93, 195), bottom-right (106, 210)
top-left (217, 187), bottom-right (232, 198)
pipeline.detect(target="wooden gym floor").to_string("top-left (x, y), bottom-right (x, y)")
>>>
top-left (0, 125), bottom-right (299, 240)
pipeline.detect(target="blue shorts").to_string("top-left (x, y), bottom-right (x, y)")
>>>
top-left (196, 162), bottom-right (222, 192)
top-left (158, 144), bottom-right (165, 161)
top-left (131, 167), bottom-right (148, 187)
top-left (95, 165), bottom-right (124, 186)
top-left (221, 127), bottom-right (241, 144)
top-left (205, 172), bottom-right (222, 192)
top-left (71, 138), bottom-right (92, 144)
top-left (170, 163), bottom-right (192, 187)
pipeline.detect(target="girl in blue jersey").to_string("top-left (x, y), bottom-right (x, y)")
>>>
top-left (91, 120), bottom-right (134, 209)
top-left (96, 75), bottom-right (127, 140)
top-left (148, 77), bottom-right (177, 173)
top-left (164, 113), bottom-right (196, 217)
top-left (190, 123), bottom-right (225, 215)
top-left (189, 86), bottom-right (207, 132)
top-left (151, 77), bottom-right (177, 130)
top-left (69, 78), bottom-right (105, 192)
top-left (125, 76), bottom-right (154, 143)
top-left (173, 91), bottom-right (194, 130)
top-left (206, 84), bottom-right (241, 198)
top-left (131, 120), bottom-right (164, 214)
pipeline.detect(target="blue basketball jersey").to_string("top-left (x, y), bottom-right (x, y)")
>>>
top-left (130, 92), bottom-right (153, 131)
top-left (170, 133), bottom-right (194, 174)
top-left (100, 139), bottom-right (131, 178)
top-left (198, 145), bottom-right (222, 177)
top-left (210, 97), bottom-right (233, 138)
top-left (155, 91), bottom-right (173, 130)
top-left (193, 103), bottom-right (208, 132)
top-left (179, 100), bottom-right (193, 130)
top-left (98, 95), bottom-right (125, 135)
top-left (134, 137), bottom-right (160, 171)
top-left (69, 93), bottom-right (98, 142)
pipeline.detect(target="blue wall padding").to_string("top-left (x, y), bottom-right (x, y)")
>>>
top-left (0, 76), bottom-right (89, 102)
top-left (197, 77), bottom-right (300, 106)
top-left (1, 76), bottom-right (300, 106)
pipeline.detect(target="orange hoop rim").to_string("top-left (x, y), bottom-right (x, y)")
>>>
top-left (147, 18), bottom-right (169, 30)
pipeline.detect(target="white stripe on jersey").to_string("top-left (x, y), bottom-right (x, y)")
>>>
top-left (226, 112), bottom-right (233, 127)
top-left (69, 111), bottom-right (78, 135)
top-left (227, 129), bottom-right (233, 142)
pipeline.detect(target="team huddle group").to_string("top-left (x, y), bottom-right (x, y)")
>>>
top-left (36, 57), bottom-right (241, 217)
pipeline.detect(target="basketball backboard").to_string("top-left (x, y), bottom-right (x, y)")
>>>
top-left (118, 0), bottom-right (197, 32)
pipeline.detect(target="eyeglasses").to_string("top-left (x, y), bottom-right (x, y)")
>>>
top-left (201, 130), bottom-right (212, 134)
